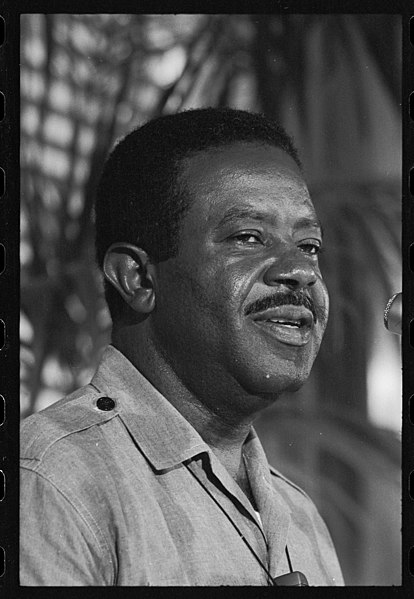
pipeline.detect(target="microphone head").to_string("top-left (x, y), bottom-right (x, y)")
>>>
top-left (273, 571), bottom-right (309, 586)
top-left (384, 292), bottom-right (402, 335)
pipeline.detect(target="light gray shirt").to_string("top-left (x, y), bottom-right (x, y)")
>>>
top-left (20, 345), bottom-right (344, 586)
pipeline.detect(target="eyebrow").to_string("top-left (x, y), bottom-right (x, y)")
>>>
top-left (294, 217), bottom-right (324, 239)
top-left (214, 207), bottom-right (324, 238)
top-left (215, 208), bottom-right (271, 229)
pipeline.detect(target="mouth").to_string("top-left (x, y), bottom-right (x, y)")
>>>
top-left (251, 305), bottom-right (314, 347)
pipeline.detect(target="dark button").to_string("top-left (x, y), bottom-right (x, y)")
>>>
top-left (96, 396), bottom-right (115, 411)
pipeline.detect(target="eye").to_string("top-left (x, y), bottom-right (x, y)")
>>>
top-left (298, 240), bottom-right (322, 256)
top-left (231, 232), bottom-right (263, 245)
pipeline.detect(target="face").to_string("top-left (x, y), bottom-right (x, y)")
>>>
top-left (150, 143), bottom-right (329, 414)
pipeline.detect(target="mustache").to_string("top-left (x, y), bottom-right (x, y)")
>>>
top-left (245, 289), bottom-right (326, 324)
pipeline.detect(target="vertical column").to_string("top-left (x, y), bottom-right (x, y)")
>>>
top-left (406, 12), bottom-right (414, 591)
top-left (0, 11), bottom-right (6, 589)
top-left (0, 5), bottom-right (19, 594)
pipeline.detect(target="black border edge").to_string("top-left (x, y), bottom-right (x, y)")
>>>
top-left (0, 1), bottom-right (412, 597)
top-left (402, 5), bottom-right (414, 597)
top-left (0, 0), bottom-right (20, 595)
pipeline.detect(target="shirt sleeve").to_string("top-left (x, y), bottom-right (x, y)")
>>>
top-left (20, 465), bottom-right (115, 586)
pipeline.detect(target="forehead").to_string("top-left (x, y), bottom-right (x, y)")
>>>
top-left (179, 142), bottom-right (315, 221)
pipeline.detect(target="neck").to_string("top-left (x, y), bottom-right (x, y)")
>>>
top-left (111, 325), bottom-right (259, 460)
top-left (112, 324), bottom-right (263, 507)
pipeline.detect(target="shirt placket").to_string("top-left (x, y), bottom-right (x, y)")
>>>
top-left (185, 453), bottom-right (272, 584)
top-left (243, 440), bottom-right (292, 580)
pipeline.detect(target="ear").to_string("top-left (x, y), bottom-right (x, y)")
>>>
top-left (103, 243), bottom-right (156, 315)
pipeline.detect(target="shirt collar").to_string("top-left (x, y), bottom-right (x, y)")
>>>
top-left (244, 431), bottom-right (292, 574)
top-left (91, 345), bottom-right (211, 471)
top-left (92, 345), bottom-right (292, 566)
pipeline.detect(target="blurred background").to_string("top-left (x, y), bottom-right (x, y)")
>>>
top-left (20, 14), bottom-right (401, 585)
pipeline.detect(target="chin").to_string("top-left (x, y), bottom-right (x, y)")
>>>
top-left (228, 345), bottom-right (317, 402)
top-left (241, 368), bottom-right (310, 398)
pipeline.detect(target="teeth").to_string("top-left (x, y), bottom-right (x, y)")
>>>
top-left (269, 319), bottom-right (300, 327)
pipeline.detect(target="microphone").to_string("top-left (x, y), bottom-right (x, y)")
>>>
top-left (384, 292), bottom-right (402, 335)
top-left (273, 571), bottom-right (309, 586)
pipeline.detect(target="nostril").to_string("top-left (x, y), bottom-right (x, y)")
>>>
top-left (278, 278), bottom-right (301, 289)
top-left (264, 266), bottom-right (317, 288)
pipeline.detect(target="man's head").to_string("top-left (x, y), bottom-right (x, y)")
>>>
top-left (95, 108), bottom-right (329, 411)
top-left (95, 108), bottom-right (301, 321)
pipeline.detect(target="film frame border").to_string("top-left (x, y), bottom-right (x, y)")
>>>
top-left (0, 1), bottom-right (412, 596)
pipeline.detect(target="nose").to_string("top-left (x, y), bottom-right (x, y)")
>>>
top-left (263, 255), bottom-right (318, 290)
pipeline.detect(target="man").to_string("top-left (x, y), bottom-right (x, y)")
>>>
top-left (20, 108), bottom-right (343, 586)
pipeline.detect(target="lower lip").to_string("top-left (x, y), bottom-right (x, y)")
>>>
top-left (253, 320), bottom-right (313, 347)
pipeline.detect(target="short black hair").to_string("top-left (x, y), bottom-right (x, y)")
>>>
top-left (94, 107), bottom-right (301, 323)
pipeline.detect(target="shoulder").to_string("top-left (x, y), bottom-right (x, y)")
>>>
top-left (269, 465), bottom-right (344, 585)
top-left (269, 464), bottom-right (309, 496)
top-left (20, 386), bottom-right (121, 585)
top-left (269, 464), bottom-right (338, 553)
top-left (20, 384), bottom-right (126, 530)
top-left (20, 384), bottom-right (119, 463)
top-left (269, 465), bottom-right (320, 515)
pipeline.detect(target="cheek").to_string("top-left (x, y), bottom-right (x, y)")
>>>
top-left (154, 254), bottom-right (257, 351)
top-left (176, 256), bottom-right (245, 313)
top-left (154, 261), bottom-right (224, 336)
top-left (318, 278), bottom-right (330, 326)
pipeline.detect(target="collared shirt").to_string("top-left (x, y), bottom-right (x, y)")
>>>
top-left (20, 345), bottom-right (344, 586)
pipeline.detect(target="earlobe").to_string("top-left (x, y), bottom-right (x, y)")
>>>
top-left (103, 243), bottom-right (156, 315)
